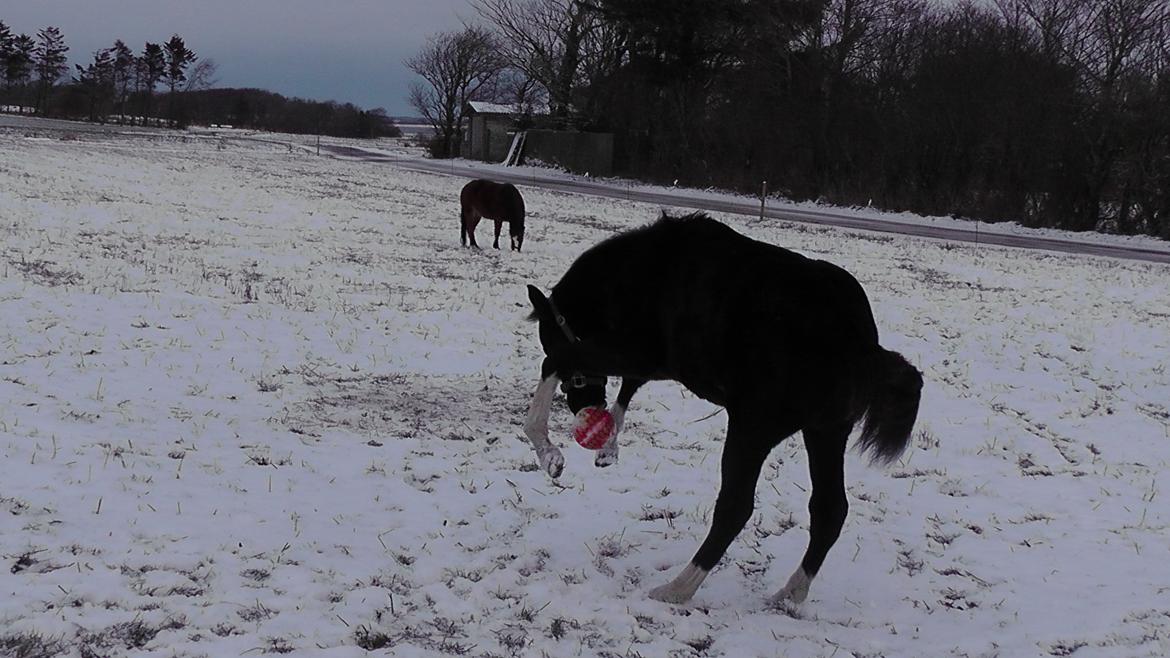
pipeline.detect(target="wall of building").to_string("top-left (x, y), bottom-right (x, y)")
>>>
top-left (523, 130), bottom-right (614, 177)
top-left (463, 115), bottom-right (514, 162)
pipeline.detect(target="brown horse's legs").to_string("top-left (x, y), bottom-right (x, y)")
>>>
top-left (493, 220), bottom-right (503, 249)
top-left (464, 213), bottom-right (482, 248)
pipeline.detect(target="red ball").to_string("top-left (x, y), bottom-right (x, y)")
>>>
top-left (572, 406), bottom-right (615, 450)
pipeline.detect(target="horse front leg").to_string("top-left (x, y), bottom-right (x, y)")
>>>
top-left (523, 373), bottom-right (564, 478)
top-left (596, 377), bottom-right (645, 468)
top-left (464, 213), bottom-right (481, 248)
top-left (493, 220), bottom-right (503, 249)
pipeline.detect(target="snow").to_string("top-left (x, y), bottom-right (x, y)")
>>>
top-left (250, 128), bottom-right (1170, 258)
top-left (1, 127), bottom-right (1169, 657)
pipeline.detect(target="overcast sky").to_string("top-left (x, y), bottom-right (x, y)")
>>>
top-left (2, 0), bottom-right (472, 116)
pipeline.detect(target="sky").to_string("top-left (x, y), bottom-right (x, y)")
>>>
top-left (1, 0), bottom-right (473, 117)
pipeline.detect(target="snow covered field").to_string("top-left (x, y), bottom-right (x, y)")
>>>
top-left (1, 129), bottom-right (1168, 657)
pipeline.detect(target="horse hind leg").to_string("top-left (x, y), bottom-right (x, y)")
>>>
top-left (596, 377), bottom-right (645, 468)
top-left (650, 410), bottom-right (794, 604)
top-left (768, 422), bottom-right (850, 606)
top-left (493, 220), bottom-right (503, 249)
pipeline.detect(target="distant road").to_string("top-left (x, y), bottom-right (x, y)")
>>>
top-left (5, 114), bottom-right (1167, 265)
top-left (316, 143), bottom-right (1170, 266)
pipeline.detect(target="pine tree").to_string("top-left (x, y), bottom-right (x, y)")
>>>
top-left (6, 34), bottom-right (36, 112)
top-left (0, 21), bottom-right (13, 91)
top-left (163, 34), bottom-right (196, 127)
top-left (33, 26), bottom-right (69, 115)
top-left (138, 42), bottom-right (165, 123)
top-left (75, 48), bottom-right (115, 122)
top-left (111, 40), bottom-right (135, 122)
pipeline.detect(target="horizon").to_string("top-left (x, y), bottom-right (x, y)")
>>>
top-left (2, 0), bottom-right (471, 116)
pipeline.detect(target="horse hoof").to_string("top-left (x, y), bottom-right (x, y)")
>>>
top-left (539, 448), bottom-right (564, 479)
top-left (768, 569), bottom-right (811, 606)
top-left (595, 443), bottom-right (618, 468)
top-left (648, 582), bottom-right (693, 604)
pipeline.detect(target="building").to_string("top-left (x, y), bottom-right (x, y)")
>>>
top-left (461, 102), bottom-right (529, 163)
top-left (461, 101), bottom-right (614, 177)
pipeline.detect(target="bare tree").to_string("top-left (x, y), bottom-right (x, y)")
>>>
top-left (406, 26), bottom-right (504, 158)
top-left (495, 67), bottom-right (547, 114)
top-left (182, 58), bottom-right (219, 92)
top-left (474, 0), bottom-right (599, 117)
top-left (1003, 0), bottom-right (1167, 98)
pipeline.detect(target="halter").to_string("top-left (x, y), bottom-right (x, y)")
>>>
top-left (548, 297), bottom-right (580, 344)
top-left (547, 296), bottom-right (607, 390)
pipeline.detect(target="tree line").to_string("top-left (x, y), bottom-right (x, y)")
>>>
top-left (180, 88), bottom-right (400, 139)
top-left (0, 22), bottom-right (204, 127)
top-left (411, 0), bottom-right (1170, 238)
top-left (0, 20), bottom-right (398, 138)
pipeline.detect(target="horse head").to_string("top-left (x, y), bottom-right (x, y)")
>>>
top-left (526, 284), bottom-right (605, 412)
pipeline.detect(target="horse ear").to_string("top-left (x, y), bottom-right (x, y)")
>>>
top-left (526, 284), bottom-right (552, 322)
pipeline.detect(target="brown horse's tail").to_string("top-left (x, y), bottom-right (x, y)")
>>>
top-left (459, 209), bottom-right (467, 246)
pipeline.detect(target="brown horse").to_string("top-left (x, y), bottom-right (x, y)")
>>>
top-left (460, 179), bottom-right (526, 251)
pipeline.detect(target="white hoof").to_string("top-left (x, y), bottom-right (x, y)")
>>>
top-left (539, 448), bottom-right (564, 479)
top-left (648, 581), bottom-right (693, 604)
top-left (595, 438), bottom-right (618, 467)
top-left (648, 563), bottom-right (707, 604)
top-left (768, 568), bottom-right (811, 605)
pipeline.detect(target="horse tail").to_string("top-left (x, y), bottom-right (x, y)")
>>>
top-left (853, 348), bottom-right (923, 464)
top-left (509, 185), bottom-right (525, 225)
top-left (460, 208), bottom-right (467, 246)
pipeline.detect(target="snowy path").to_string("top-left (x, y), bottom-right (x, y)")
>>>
top-left (1, 130), bottom-right (1168, 657)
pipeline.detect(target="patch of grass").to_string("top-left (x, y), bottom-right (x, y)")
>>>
top-left (685, 635), bottom-right (714, 654)
top-left (8, 257), bottom-right (83, 286)
top-left (211, 623), bottom-right (237, 637)
top-left (494, 623), bottom-right (528, 657)
top-left (897, 547), bottom-right (925, 577)
top-left (516, 601), bottom-right (549, 623)
top-left (1049, 640), bottom-right (1088, 656)
top-left (241, 568), bottom-right (271, 582)
top-left (354, 625), bottom-right (393, 650)
top-left (590, 531), bottom-right (641, 576)
top-left (0, 632), bottom-right (67, 658)
top-left (10, 551), bottom-right (38, 574)
top-left (263, 637), bottom-right (295, 654)
top-left (78, 617), bottom-right (184, 656)
top-left (238, 601), bottom-right (278, 623)
top-left (638, 505), bottom-right (680, 523)
top-left (548, 616), bottom-right (577, 641)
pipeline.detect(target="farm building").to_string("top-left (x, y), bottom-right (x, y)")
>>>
top-left (461, 101), bottom-right (614, 177)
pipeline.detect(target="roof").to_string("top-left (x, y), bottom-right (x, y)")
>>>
top-left (466, 101), bottom-right (548, 116)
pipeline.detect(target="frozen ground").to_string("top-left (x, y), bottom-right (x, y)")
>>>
top-left (1, 129), bottom-right (1168, 657)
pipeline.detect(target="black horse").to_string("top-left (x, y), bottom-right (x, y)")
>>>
top-left (460, 179), bottom-right (525, 251)
top-left (523, 212), bottom-right (923, 606)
